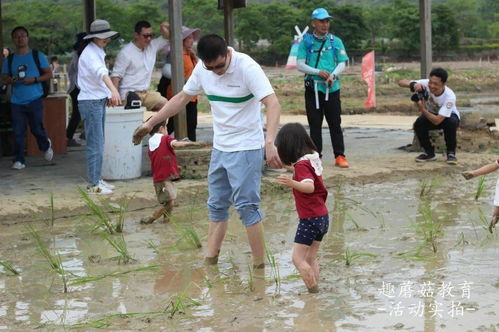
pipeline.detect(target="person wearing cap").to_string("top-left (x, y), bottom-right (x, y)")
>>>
top-left (297, 8), bottom-right (350, 168)
top-left (132, 34), bottom-right (282, 268)
top-left (77, 19), bottom-right (121, 194)
top-left (111, 21), bottom-right (170, 112)
top-left (162, 26), bottom-right (201, 141)
top-left (1, 26), bottom-right (53, 170)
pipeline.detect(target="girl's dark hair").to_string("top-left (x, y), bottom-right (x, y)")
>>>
top-left (150, 120), bottom-right (166, 136)
top-left (275, 123), bottom-right (317, 165)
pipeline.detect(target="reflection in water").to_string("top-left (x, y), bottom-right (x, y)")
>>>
top-left (0, 176), bottom-right (497, 330)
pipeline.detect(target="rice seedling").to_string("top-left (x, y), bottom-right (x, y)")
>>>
top-left (418, 178), bottom-right (440, 198)
top-left (346, 213), bottom-right (368, 231)
top-left (165, 284), bottom-right (201, 318)
top-left (78, 187), bottom-right (129, 234)
top-left (410, 202), bottom-right (443, 254)
top-left (78, 187), bottom-right (115, 234)
top-left (247, 263), bottom-right (254, 292)
top-left (72, 308), bottom-right (169, 329)
top-left (345, 198), bottom-right (386, 229)
top-left (101, 232), bottom-right (135, 264)
top-left (477, 208), bottom-right (491, 230)
top-left (108, 197), bottom-right (129, 233)
top-left (0, 260), bottom-right (19, 275)
top-left (343, 248), bottom-right (377, 266)
top-left (70, 265), bottom-right (160, 285)
top-left (453, 232), bottom-right (469, 249)
top-left (265, 247), bottom-right (281, 294)
top-left (145, 240), bottom-right (160, 254)
top-left (27, 225), bottom-right (69, 293)
top-left (169, 216), bottom-right (202, 249)
top-left (45, 192), bottom-right (55, 227)
top-left (474, 176), bottom-right (486, 201)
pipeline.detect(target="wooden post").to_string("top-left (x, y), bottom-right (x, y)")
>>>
top-left (168, 0), bottom-right (187, 139)
top-left (83, 0), bottom-right (96, 32)
top-left (419, 0), bottom-right (432, 78)
top-left (224, 0), bottom-right (234, 46)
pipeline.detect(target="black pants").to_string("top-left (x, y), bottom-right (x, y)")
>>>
top-left (167, 100), bottom-right (198, 141)
top-left (305, 89), bottom-right (345, 158)
top-left (66, 87), bottom-right (81, 140)
top-left (413, 113), bottom-right (460, 154)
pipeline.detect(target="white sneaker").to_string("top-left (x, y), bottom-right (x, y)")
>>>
top-left (99, 179), bottom-right (115, 190)
top-left (44, 138), bottom-right (53, 161)
top-left (11, 161), bottom-right (26, 170)
top-left (87, 184), bottom-right (113, 195)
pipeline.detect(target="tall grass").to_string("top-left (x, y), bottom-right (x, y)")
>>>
top-left (27, 225), bottom-right (69, 292)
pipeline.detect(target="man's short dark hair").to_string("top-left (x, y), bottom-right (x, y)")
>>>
top-left (150, 121), bottom-right (166, 136)
top-left (197, 34), bottom-right (227, 62)
top-left (429, 67), bottom-right (448, 84)
top-left (11, 26), bottom-right (29, 38)
top-left (135, 21), bottom-right (151, 33)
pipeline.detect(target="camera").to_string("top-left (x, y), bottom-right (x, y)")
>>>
top-left (411, 88), bottom-right (429, 102)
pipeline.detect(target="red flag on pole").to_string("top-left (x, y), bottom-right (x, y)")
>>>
top-left (361, 51), bottom-right (376, 108)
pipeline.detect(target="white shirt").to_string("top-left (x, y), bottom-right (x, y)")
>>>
top-left (77, 42), bottom-right (110, 100)
top-left (183, 48), bottom-right (275, 152)
top-left (415, 79), bottom-right (460, 119)
top-left (111, 37), bottom-right (168, 99)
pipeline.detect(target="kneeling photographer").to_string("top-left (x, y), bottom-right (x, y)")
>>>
top-left (398, 68), bottom-right (460, 164)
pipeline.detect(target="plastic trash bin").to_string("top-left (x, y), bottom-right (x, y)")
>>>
top-left (102, 106), bottom-right (144, 180)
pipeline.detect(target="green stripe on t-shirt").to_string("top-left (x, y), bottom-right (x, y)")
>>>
top-left (206, 93), bottom-right (254, 103)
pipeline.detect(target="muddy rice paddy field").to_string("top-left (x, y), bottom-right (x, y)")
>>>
top-left (1, 172), bottom-right (498, 331)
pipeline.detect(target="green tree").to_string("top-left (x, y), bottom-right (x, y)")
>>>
top-left (330, 5), bottom-right (367, 50)
top-left (182, 0), bottom-right (224, 37)
top-left (2, 0), bottom-right (80, 55)
top-left (387, 0), bottom-right (420, 54)
top-left (234, 3), bottom-right (268, 51)
top-left (432, 4), bottom-right (459, 51)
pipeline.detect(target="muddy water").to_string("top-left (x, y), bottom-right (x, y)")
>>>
top-left (0, 175), bottom-right (498, 331)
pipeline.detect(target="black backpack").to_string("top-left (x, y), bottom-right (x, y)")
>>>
top-left (8, 49), bottom-right (50, 98)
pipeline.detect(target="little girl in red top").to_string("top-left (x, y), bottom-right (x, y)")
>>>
top-left (276, 123), bottom-right (329, 293)
top-left (141, 120), bottom-right (199, 224)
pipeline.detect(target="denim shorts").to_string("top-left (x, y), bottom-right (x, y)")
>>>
top-left (207, 148), bottom-right (264, 227)
top-left (294, 214), bottom-right (329, 246)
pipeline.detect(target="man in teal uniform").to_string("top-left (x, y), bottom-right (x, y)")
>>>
top-left (297, 8), bottom-right (349, 168)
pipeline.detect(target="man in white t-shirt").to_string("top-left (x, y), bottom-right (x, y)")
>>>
top-left (399, 68), bottom-right (460, 164)
top-left (132, 34), bottom-right (282, 267)
top-left (111, 21), bottom-right (169, 112)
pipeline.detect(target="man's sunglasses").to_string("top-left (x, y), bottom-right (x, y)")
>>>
top-left (202, 56), bottom-right (227, 71)
top-left (141, 34), bottom-right (154, 39)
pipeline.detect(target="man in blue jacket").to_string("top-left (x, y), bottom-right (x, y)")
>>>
top-left (1, 26), bottom-right (53, 169)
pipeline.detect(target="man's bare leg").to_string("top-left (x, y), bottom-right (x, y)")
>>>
top-left (246, 221), bottom-right (265, 268)
top-left (205, 220), bottom-right (228, 264)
